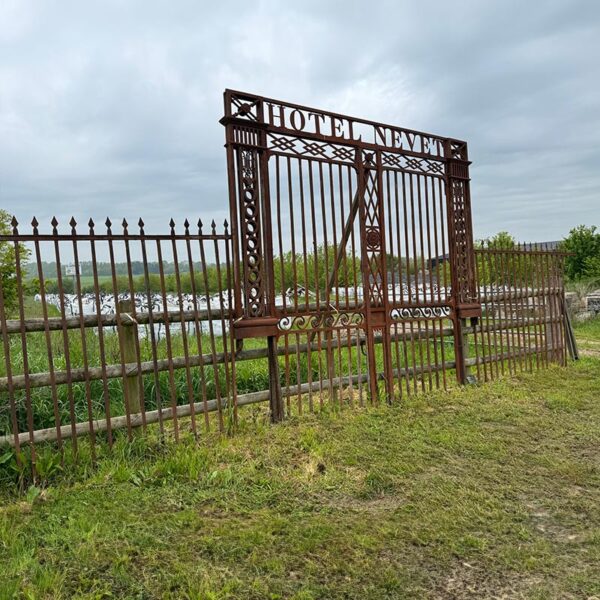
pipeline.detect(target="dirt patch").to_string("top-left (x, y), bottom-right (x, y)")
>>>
top-left (526, 501), bottom-right (587, 544)
top-left (432, 563), bottom-right (545, 600)
top-left (579, 347), bottom-right (600, 357)
top-left (321, 492), bottom-right (404, 513)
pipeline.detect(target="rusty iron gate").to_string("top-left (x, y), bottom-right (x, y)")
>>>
top-left (221, 90), bottom-right (482, 418)
top-left (0, 91), bottom-right (571, 470)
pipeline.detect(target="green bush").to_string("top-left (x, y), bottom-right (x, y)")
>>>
top-left (0, 210), bottom-right (32, 315)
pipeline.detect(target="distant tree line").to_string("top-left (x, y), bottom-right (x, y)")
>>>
top-left (272, 245), bottom-right (433, 293)
top-left (24, 260), bottom-right (204, 279)
top-left (475, 232), bottom-right (537, 286)
top-left (41, 269), bottom-right (229, 296)
top-left (5, 209), bottom-right (598, 315)
top-left (475, 227), bottom-right (600, 287)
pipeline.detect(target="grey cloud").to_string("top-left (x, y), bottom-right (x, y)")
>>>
top-left (0, 0), bottom-right (598, 240)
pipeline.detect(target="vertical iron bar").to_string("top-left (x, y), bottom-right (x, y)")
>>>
top-left (32, 221), bottom-right (64, 455)
top-left (0, 261), bottom-right (21, 457)
top-left (51, 219), bottom-right (78, 453)
top-left (155, 237), bottom-right (180, 440)
top-left (12, 219), bottom-right (37, 475)
top-left (89, 220), bottom-right (113, 447)
top-left (106, 219), bottom-right (133, 441)
top-left (70, 219), bottom-right (97, 454)
top-left (138, 220), bottom-right (165, 436)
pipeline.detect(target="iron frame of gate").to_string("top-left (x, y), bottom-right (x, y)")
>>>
top-left (221, 89), bottom-right (482, 418)
top-left (0, 92), bottom-right (573, 470)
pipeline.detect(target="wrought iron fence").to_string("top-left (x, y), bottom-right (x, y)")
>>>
top-left (0, 216), bottom-right (568, 473)
top-left (0, 217), bottom-right (238, 466)
top-left (471, 244), bottom-right (568, 381)
top-left (0, 91), bottom-right (573, 478)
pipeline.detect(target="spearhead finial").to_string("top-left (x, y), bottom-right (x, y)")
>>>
top-left (105, 217), bottom-right (112, 234)
top-left (31, 217), bottom-right (39, 235)
top-left (198, 219), bottom-right (203, 234)
top-left (169, 218), bottom-right (175, 234)
top-left (122, 218), bottom-right (128, 233)
top-left (69, 217), bottom-right (77, 233)
top-left (51, 216), bottom-right (59, 234)
top-left (138, 218), bottom-right (145, 234)
top-left (183, 218), bottom-right (190, 235)
top-left (211, 220), bottom-right (216, 235)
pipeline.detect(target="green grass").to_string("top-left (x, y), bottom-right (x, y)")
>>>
top-left (75, 274), bottom-right (113, 287)
top-left (19, 297), bottom-right (60, 319)
top-left (0, 351), bottom-right (599, 598)
top-left (574, 314), bottom-right (600, 355)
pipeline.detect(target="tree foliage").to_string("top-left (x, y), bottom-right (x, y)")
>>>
top-left (475, 231), bottom-right (556, 288)
top-left (0, 210), bottom-right (31, 315)
top-left (476, 231), bottom-right (520, 286)
top-left (273, 244), bottom-right (361, 294)
top-left (560, 225), bottom-right (600, 281)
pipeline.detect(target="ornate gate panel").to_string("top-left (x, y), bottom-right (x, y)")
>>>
top-left (221, 90), bottom-right (480, 414)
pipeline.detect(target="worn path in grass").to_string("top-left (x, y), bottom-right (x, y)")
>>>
top-left (1, 354), bottom-right (600, 598)
top-left (575, 316), bottom-right (600, 358)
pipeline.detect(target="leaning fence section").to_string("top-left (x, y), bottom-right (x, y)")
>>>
top-left (471, 244), bottom-right (567, 382)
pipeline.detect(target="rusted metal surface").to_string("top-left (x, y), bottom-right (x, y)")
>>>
top-left (221, 89), bottom-right (482, 410)
top-left (0, 93), bottom-right (571, 476)
top-left (0, 217), bottom-right (235, 472)
top-left (472, 244), bottom-right (568, 382)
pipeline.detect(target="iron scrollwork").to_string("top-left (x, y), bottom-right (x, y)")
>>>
top-left (238, 148), bottom-right (265, 317)
top-left (278, 312), bottom-right (364, 332)
top-left (390, 306), bottom-right (451, 320)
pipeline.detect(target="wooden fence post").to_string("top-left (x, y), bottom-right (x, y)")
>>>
top-left (267, 336), bottom-right (284, 422)
top-left (117, 299), bottom-right (141, 418)
top-left (461, 317), bottom-right (477, 383)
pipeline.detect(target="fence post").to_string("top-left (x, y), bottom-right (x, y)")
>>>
top-left (461, 317), bottom-right (477, 383)
top-left (117, 299), bottom-right (141, 419)
top-left (444, 139), bottom-right (481, 384)
top-left (546, 272), bottom-right (563, 365)
top-left (220, 90), bottom-right (284, 423)
top-left (454, 317), bottom-right (478, 384)
top-left (267, 336), bottom-right (284, 422)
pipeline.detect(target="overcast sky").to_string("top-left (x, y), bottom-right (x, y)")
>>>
top-left (0, 0), bottom-right (598, 241)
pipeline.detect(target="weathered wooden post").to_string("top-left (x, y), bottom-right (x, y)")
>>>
top-left (117, 299), bottom-right (142, 420)
top-left (461, 318), bottom-right (478, 383)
